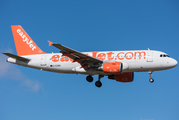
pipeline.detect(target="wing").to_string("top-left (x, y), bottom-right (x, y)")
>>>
top-left (48, 41), bottom-right (103, 69)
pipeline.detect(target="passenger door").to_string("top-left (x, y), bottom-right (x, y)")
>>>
top-left (147, 51), bottom-right (153, 62)
top-left (41, 55), bottom-right (47, 66)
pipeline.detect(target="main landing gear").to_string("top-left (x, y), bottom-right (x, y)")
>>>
top-left (86, 75), bottom-right (104, 88)
top-left (149, 71), bottom-right (154, 83)
top-left (86, 75), bottom-right (93, 82)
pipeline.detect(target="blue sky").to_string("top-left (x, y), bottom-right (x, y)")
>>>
top-left (0, 0), bottom-right (179, 120)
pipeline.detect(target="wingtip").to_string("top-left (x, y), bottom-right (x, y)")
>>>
top-left (48, 40), bottom-right (53, 46)
top-left (2, 52), bottom-right (8, 55)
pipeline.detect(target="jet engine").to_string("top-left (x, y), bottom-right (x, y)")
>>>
top-left (108, 72), bottom-right (134, 82)
top-left (98, 62), bottom-right (129, 74)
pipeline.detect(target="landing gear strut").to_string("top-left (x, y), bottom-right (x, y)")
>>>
top-left (95, 75), bottom-right (104, 88)
top-left (86, 69), bottom-right (95, 82)
top-left (149, 71), bottom-right (154, 83)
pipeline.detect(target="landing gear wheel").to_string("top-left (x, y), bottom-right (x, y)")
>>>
top-left (86, 75), bottom-right (93, 82)
top-left (148, 71), bottom-right (154, 83)
top-left (149, 78), bottom-right (154, 83)
top-left (95, 81), bottom-right (102, 88)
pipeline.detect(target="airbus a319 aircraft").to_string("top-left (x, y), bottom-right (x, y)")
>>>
top-left (3, 25), bottom-right (178, 87)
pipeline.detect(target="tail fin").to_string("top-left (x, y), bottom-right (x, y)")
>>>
top-left (11, 25), bottom-right (46, 56)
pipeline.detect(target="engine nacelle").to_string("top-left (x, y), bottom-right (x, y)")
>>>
top-left (108, 72), bottom-right (134, 82)
top-left (103, 62), bottom-right (122, 73)
top-left (98, 62), bottom-right (128, 74)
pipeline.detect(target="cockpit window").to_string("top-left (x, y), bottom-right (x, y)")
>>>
top-left (160, 54), bottom-right (170, 57)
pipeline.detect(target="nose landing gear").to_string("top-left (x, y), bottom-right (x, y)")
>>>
top-left (149, 78), bottom-right (154, 83)
top-left (149, 71), bottom-right (154, 83)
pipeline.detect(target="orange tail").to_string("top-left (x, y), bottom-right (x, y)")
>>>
top-left (11, 25), bottom-right (46, 56)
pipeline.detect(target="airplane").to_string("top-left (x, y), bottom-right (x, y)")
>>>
top-left (3, 25), bottom-right (178, 87)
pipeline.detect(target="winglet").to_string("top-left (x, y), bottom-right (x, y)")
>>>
top-left (48, 40), bottom-right (53, 46)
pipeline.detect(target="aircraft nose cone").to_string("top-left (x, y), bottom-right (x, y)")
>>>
top-left (171, 59), bottom-right (178, 68)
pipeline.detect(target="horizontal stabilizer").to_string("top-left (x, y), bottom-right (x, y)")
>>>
top-left (3, 53), bottom-right (30, 62)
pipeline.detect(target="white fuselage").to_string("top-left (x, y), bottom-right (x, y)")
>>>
top-left (7, 50), bottom-right (178, 75)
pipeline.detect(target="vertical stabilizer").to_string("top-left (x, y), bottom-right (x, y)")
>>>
top-left (11, 25), bottom-right (46, 56)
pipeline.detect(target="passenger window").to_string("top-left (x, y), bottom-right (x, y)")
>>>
top-left (160, 54), bottom-right (162, 57)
